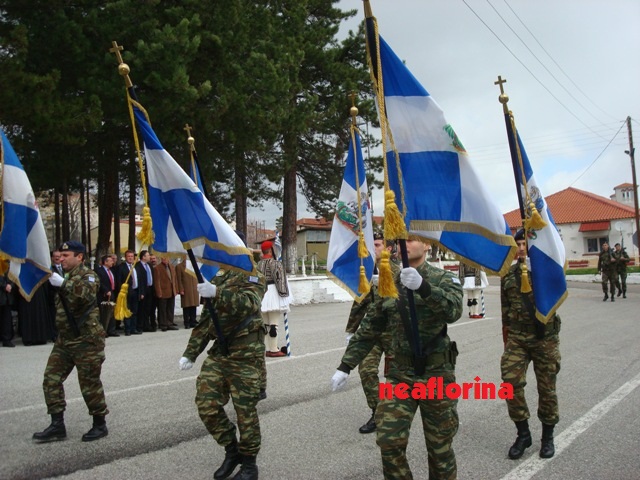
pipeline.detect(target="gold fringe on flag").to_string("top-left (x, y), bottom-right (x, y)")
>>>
top-left (520, 262), bottom-right (532, 293)
top-left (114, 283), bottom-right (132, 320)
top-left (377, 250), bottom-right (398, 298)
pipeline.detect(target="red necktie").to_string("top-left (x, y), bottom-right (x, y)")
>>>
top-left (106, 267), bottom-right (114, 290)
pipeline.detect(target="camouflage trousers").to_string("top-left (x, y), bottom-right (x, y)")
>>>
top-left (376, 369), bottom-right (458, 480)
top-left (43, 336), bottom-right (108, 416)
top-left (501, 331), bottom-right (560, 425)
top-left (196, 354), bottom-right (262, 456)
top-left (359, 341), bottom-right (384, 411)
top-left (618, 271), bottom-right (627, 293)
top-left (601, 271), bottom-right (620, 296)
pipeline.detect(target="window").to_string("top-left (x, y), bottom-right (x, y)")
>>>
top-left (586, 237), bottom-right (609, 253)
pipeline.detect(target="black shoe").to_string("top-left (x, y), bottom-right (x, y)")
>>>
top-left (231, 455), bottom-right (258, 480)
top-left (33, 413), bottom-right (66, 443)
top-left (603, 294), bottom-right (608, 301)
top-left (125, 332), bottom-right (131, 336)
top-left (258, 389), bottom-right (267, 401)
top-left (108, 333), bottom-right (120, 337)
top-left (2, 341), bottom-right (15, 347)
top-left (611, 296), bottom-right (615, 302)
top-left (540, 424), bottom-right (555, 458)
top-left (617, 289), bottom-right (622, 297)
top-left (214, 440), bottom-right (242, 480)
top-left (623, 293), bottom-right (627, 298)
top-left (508, 420), bottom-right (532, 459)
top-left (131, 331), bottom-right (142, 335)
top-left (359, 410), bottom-right (376, 434)
top-left (82, 416), bottom-right (108, 442)
top-left (166, 325), bottom-right (179, 331)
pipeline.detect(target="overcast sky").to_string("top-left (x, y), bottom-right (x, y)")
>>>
top-left (248, 0), bottom-right (640, 229)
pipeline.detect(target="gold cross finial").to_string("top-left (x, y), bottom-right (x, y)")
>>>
top-left (110, 41), bottom-right (132, 88)
top-left (184, 124), bottom-right (195, 150)
top-left (495, 75), bottom-right (509, 113)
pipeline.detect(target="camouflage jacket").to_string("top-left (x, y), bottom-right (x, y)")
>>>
top-left (597, 249), bottom-right (616, 274)
top-left (182, 268), bottom-right (266, 360)
top-left (612, 249), bottom-right (630, 273)
top-left (341, 261), bottom-right (463, 370)
top-left (55, 263), bottom-right (101, 340)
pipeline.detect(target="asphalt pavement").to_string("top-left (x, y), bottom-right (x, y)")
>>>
top-left (1, 279), bottom-right (639, 480)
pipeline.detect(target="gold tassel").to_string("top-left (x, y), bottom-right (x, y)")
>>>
top-left (525, 202), bottom-right (547, 231)
top-left (357, 232), bottom-right (369, 259)
top-left (377, 250), bottom-right (398, 298)
top-left (0, 253), bottom-right (9, 276)
top-left (520, 262), bottom-right (532, 293)
top-left (383, 190), bottom-right (407, 240)
top-left (114, 283), bottom-right (132, 320)
top-left (136, 206), bottom-right (154, 246)
top-left (358, 265), bottom-right (370, 295)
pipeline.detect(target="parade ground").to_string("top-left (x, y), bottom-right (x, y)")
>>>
top-left (1, 279), bottom-right (639, 480)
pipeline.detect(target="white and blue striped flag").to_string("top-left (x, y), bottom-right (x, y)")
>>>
top-left (366, 24), bottom-right (516, 275)
top-left (510, 127), bottom-right (567, 322)
top-left (0, 130), bottom-right (51, 300)
top-left (327, 127), bottom-right (375, 301)
top-left (131, 101), bottom-right (255, 274)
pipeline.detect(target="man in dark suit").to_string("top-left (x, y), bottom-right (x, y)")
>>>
top-left (95, 254), bottom-right (118, 337)
top-left (115, 250), bottom-right (141, 336)
top-left (135, 250), bottom-right (156, 332)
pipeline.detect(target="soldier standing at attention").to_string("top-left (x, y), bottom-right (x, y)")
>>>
top-left (612, 243), bottom-right (630, 298)
top-left (501, 229), bottom-right (561, 460)
top-left (597, 242), bottom-right (619, 302)
top-left (178, 259), bottom-right (266, 480)
top-left (332, 236), bottom-right (463, 479)
top-left (33, 241), bottom-right (109, 443)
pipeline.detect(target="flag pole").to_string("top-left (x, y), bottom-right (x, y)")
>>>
top-left (363, 1), bottom-right (425, 375)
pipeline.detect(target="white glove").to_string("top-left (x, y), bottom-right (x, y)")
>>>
top-left (400, 267), bottom-right (423, 290)
top-left (49, 272), bottom-right (64, 287)
top-left (197, 282), bottom-right (217, 298)
top-left (178, 357), bottom-right (193, 370)
top-left (331, 370), bottom-right (349, 391)
top-left (371, 274), bottom-right (379, 287)
top-left (345, 333), bottom-right (354, 345)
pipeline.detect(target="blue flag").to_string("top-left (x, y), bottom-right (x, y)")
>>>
top-left (327, 126), bottom-right (375, 301)
top-left (0, 130), bottom-right (51, 300)
top-left (131, 100), bottom-right (255, 274)
top-left (366, 20), bottom-right (516, 275)
top-left (509, 124), bottom-right (567, 322)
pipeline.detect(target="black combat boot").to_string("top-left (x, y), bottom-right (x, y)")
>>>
top-left (611, 295), bottom-right (615, 302)
top-left (214, 439), bottom-right (242, 480)
top-left (623, 290), bottom-right (627, 299)
top-left (540, 423), bottom-right (555, 458)
top-left (508, 420), bottom-right (532, 459)
top-left (359, 409), bottom-right (376, 434)
top-left (33, 412), bottom-right (67, 443)
top-left (617, 288), bottom-right (622, 297)
top-left (602, 293), bottom-right (608, 301)
top-left (231, 455), bottom-right (258, 480)
top-left (82, 415), bottom-right (108, 442)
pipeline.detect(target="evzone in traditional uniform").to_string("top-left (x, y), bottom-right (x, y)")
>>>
top-left (459, 262), bottom-right (488, 318)
top-left (257, 241), bottom-right (292, 357)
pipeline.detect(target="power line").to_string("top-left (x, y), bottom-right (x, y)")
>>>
top-left (501, 0), bottom-right (619, 123)
top-left (568, 122), bottom-right (625, 187)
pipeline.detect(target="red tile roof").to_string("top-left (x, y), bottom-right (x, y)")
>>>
top-left (504, 187), bottom-right (636, 229)
top-left (613, 182), bottom-right (634, 189)
top-left (296, 217), bottom-right (332, 230)
top-left (578, 221), bottom-right (610, 232)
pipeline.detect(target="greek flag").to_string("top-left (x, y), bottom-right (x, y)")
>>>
top-left (131, 101), bottom-right (255, 274)
top-left (327, 127), bottom-right (375, 301)
top-left (367, 26), bottom-right (516, 275)
top-left (0, 130), bottom-right (51, 300)
top-left (510, 128), bottom-right (567, 322)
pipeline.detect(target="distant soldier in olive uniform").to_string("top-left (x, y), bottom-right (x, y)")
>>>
top-left (597, 241), bottom-right (619, 302)
top-left (501, 229), bottom-right (561, 460)
top-left (332, 237), bottom-right (463, 480)
top-left (343, 231), bottom-right (394, 435)
top-left (178, 262), bottom-right (266, 480)
top-left (33, 241), bottom-right (109, 443)
top-left (612, 243), bottom-right (630, 298)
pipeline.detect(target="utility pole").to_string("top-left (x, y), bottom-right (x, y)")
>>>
top-left (626, 116), bottom-right (639, 263)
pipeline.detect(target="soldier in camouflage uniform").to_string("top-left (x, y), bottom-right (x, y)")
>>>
top-left (597, 241), bottom-right (619, 302)
top-left (178, 261), bottom-right (266, 480)
top-left (612, 243), bottom-right (630, 298)
top-left (501, 229), bottom-right (561, 460)
top-left (332, 237), bottom-right (463, 480)
top-left (344, 231), bottom-right (395, 434)
top-left (33, 241), bottom-right (109, 443)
